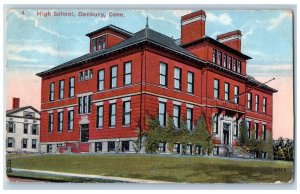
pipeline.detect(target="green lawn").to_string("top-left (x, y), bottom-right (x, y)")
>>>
top-left (8, 154), bottom-right (293, 183)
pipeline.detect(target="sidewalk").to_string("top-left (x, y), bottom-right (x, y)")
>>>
top-left (11, 168), bottom-right (173, 183)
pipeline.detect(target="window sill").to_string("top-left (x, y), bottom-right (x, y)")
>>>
top-left (109, 126), bottom-right (116, 129)
top-left (122, 125), bottom-right (130, 128)
top-left (96, 127), bottom-right (103, 130)
top-left (78, 78), bottom-right (93, 82)
top-left (78, 113), bottom-right (92, 116)
top-left (67, 130), bottom-right (74, 133)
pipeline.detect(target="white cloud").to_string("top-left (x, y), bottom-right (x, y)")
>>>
top-left (244, 50), bottom-right (265, 58)
top-left (7, 44), bottom-right (84, 57)
top-left (206, 12), bottom-right (232, 26)
top-left (6, 53), bottom-right (39, 62)
top-left (9, 64), bottom-right (54, 68)
top-left (8, 9), bottom-right (69, 39)
top-left (267, 11), bottom-right (291, 30)
top-left (242, 28), bottom-right (254, 40)
top-left (136, 10), bottom-right (180, 29)
top-left (171, 10), bottom-right (192, 18)
top-left (249, 64), bottom-right (292, 71)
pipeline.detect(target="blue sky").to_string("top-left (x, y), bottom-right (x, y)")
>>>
top-left (6, 9), bottom-right (293, 77)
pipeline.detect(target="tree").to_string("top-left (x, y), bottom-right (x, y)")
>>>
top-left (247, 126), bottom-right (257, 156)
top-left (264, 131), bottom-right (273, 159)
top-left (191, 114), bottom-right (213, 155)
top-left (238, 120), bottom-right (248, 148)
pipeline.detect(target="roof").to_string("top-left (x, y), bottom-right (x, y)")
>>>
top-left (180, 36), bottom-right (252, 60)
top-left (246, 75), bottom-right (278, 93)
top-left (85, 24), bottom-right (133, 37)
top-left (6, 106), bottom-right (40, 116)
top-left (37, 27), bottom-right (202, 77)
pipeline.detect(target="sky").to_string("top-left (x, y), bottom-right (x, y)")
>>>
top-left (5, 9), bottom-right (294, 139)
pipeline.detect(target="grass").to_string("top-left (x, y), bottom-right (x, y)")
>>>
top-left (8, 154), bottom-right (294, 183)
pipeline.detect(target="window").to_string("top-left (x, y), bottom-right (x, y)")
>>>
top-left (7, 122), bottom-right (14, 133)
top-left (248, 93), bottom-right (252, 110)
top-left (159, 102), bottom-right (166, 126)
top-left (48, 113), bottom-right (53, 133)
top-left (174, 67), bottom-right (181, 90)
top-left (58, 111), bottom-right (63, 132)
top-left (96, 106), bottom-right (103, 128)
top-left (59, 80), bottom-right (64, 99)
top-left (22, 138), bottom-right (28, 149)
top-left (212, 49), bottom-right (217, 63)
top-left (247, 121), bottom-right (251, 138)
top-left (32, 139), bottom-right (37, 149)
top-left (214, 79), bottom-right (219, 99)
top-left (173, 105), bottom-right (181, 128)
top-left (68, 110), bottom-right (74, 131)
top-left (213, 114), bottom-right (218, 134)
top-left (97, 35), bottom-right (106, 50)
top-left (262, 124), bottom-right (266, 141)
top-left (95, 142), bottom-right (102, 152)
top-left (186, 108), bottom-right (193, 131)
top-left (108, 141), bottom-right (115, 152)
top-left (124, 62), bottom-right (132, 85)
top-left (98, 69), bottom-right (105, 91)
top-left (92, 39), bottom-right (97, 52)
top-left (224, 83), bottom-right (230, 101)
top-left (160, 62), bottom-right (168, 86)
top-left (109, 103), bottom-right (116, 127)
top-left (79, 69), bottom-right (93, 81)
top-left (49, 82), bottom-right (55, 101)
top-left (234, 86), bottom-right (239, 104)
top-left (69, 77), bottom-right (75, 97)
top-left (255, 95), bottom-right (259, 112)
top-left (187, 72), bottom-right (194, 94)
top-left (78, 95), bottom-right (92, 114)
top-left (24, 124), bottom-right (28, 134)
top-left (233, 59), bottom-right (237, 71)
top-left (110, 66), bottom-right (117, 88)
top-left (217, 51), bottom-right (222, 65)
top-left (234, 120), bottom-right (239, 136)
top-left (263, 97), bottom-right (267, 113)
top-left (223, 54), bottom-right (227, 67)
top-left (47, 144), bottom-right (52, 153)
top-left (255, 123), bottom-right (259, 140)
top-left (32, 124), bottom-right (38, 135)
top-left (122, 141), bottom-right (129, 152)
top-left (159, 142), bottom-right (166, 152)
top-left (7, 138), bottom-right (14, 148)
top-left (122, 101), bottom-right (131, 126)
top-left (228, 56), bottom-right (232, 69)
top-left (174, 143), bottom-right (180, 154)
top-left (237, 61), bottom-right (241, 73)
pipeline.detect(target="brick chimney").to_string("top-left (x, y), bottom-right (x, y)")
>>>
top-left (12, 97), bottom-right (20, 109)
top-left (181, 10), bottom-right (206, 45)
top-left (216, 30), bottom-right (242, 52)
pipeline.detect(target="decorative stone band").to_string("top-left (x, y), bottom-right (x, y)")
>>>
top-left (181, 15), bottom-right (206, 25)
top-left (218, 34), bottom-right (242, 43)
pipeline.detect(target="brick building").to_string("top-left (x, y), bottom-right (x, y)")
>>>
top-left (37, 10), bottom-right (277, 155)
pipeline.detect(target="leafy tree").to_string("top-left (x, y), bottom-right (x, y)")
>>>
top-left (264, 131), bottom-right (274, 159)
top-left (247, 126), bottom-right (257, 155)
top-left (238, 120), bottom-right (248, 148)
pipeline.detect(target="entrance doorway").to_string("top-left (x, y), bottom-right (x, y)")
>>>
top-left (80, 124), bottom-right (89, 142)
top-left (223, 123), bottom-right (230, 145)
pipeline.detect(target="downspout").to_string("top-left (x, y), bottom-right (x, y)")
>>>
top-left (139, 45), bottom-right (144, 151)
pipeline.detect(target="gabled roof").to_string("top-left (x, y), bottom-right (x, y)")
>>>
top-left (180, 36), bottom-right (252, 60)
top-left (37, 27), bottom-right (202, 77)
top-left (6, 106), bottom-right (40, 116)
top-left (85, 24), bottom-right (133, 37)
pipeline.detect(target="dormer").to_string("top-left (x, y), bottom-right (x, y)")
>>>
top-left (86, 25), bottom-right (133, 53)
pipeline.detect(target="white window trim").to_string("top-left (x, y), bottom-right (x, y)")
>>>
top-left (186, 104), bottom-right (194, 109)
top-left (77, 92), bottom-right (93, 97)
top-left (158, 97), bottom-right (167, 103)
top-left (121, 97), bottom-right (131, 102)
top-left (109, 99), bottom-right (117, 104)
top-left (173, 101), bottom-right (181, 106)
top-left (67, 107), bottom-right (74, 111)
top-left (95, 101), bottom-right (104, 106)
top-left (57, 109), bottom-right (63, 112)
